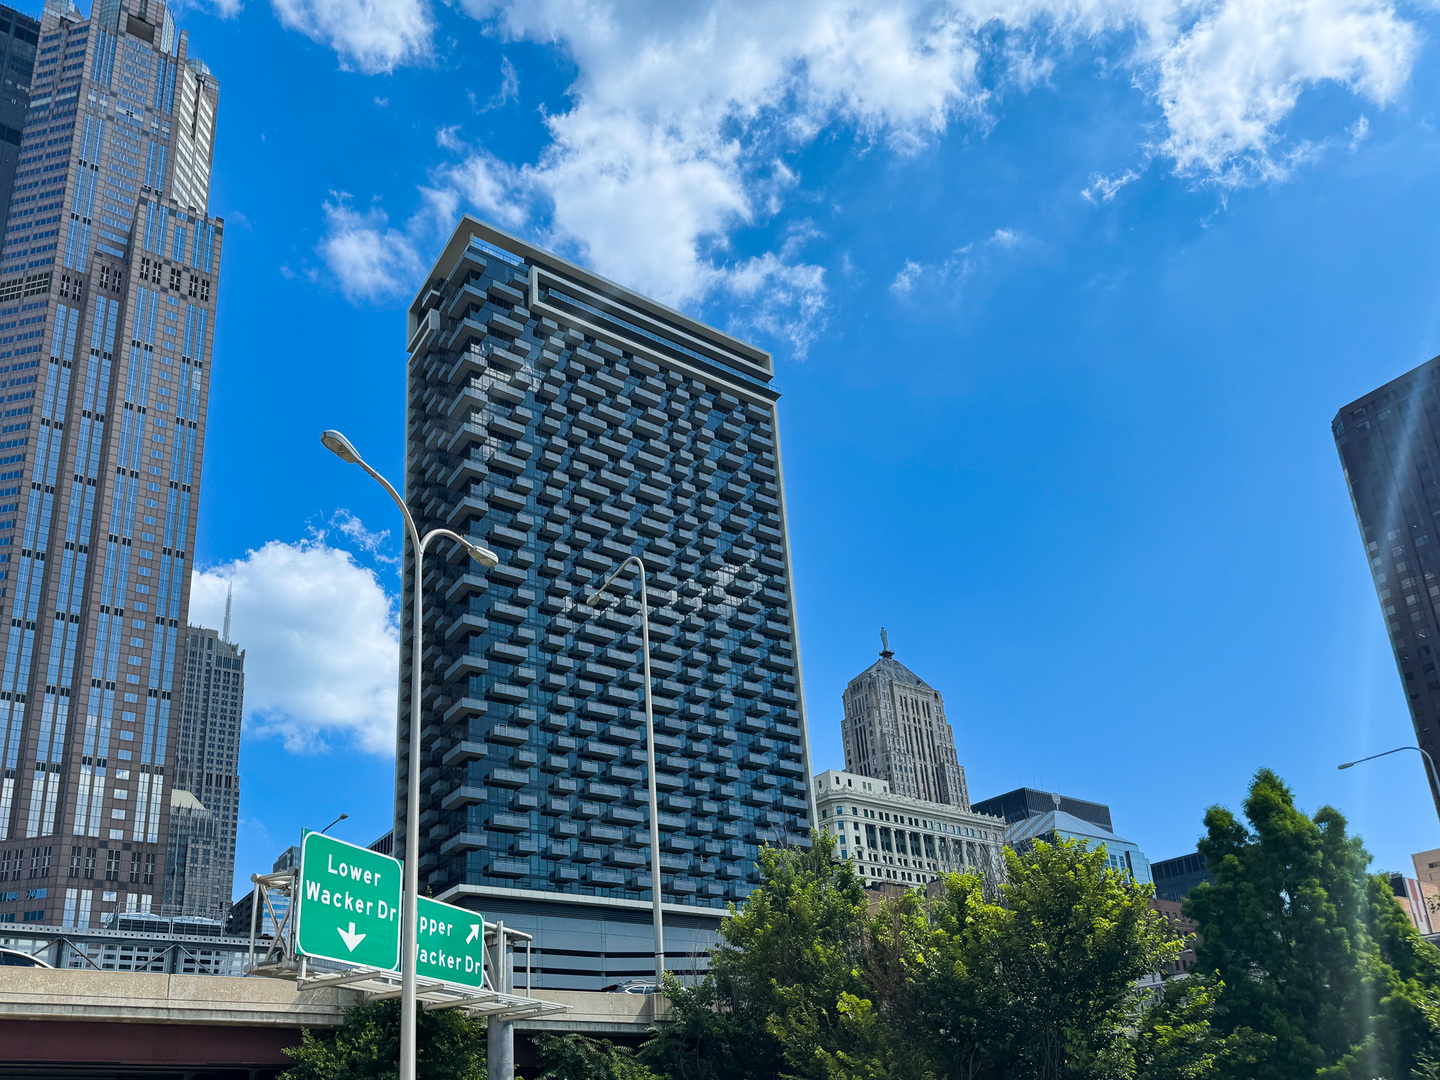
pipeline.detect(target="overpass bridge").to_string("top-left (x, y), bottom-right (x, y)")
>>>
top-left (0, 967), bottom-right (667, 1078)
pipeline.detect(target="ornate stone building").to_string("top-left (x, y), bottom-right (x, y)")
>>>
top-left (814, 768), bottom-right (1004, 892)
top-left (841, 630), bottom-right (968, 808)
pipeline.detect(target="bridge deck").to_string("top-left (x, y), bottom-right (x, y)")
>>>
top-left (0, 968), bottom-right (666, 1031)
top-left (0, 968), bottom-right (668, 1075)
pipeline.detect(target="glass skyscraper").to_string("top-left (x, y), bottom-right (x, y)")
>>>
top-left (0, 5), bottom-right (40, 255)
top-left (403, 217), bottom-right (814, 988)
top-left (0, 0), bottom-right (221, 928)
top-left (162, 621), bottom-right (242, 919)
top-left (1335, 355), bottom-right (1440, 814)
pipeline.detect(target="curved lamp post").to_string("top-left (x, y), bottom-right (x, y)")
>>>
top-left (1338, 744), bottom-right (1440, 812)
top-left (320, 429), bottom-right (498, 1080)
top-left (585, 556), bottom-right (664, 984)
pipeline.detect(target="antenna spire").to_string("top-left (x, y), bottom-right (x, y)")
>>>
top-left (222, 581), bottom-right (233, 644)
top-left (880, 627), bottom-right (893, 659)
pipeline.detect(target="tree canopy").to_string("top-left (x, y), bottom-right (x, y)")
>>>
top-left (278, 769), bottom-right (1440, 1080)
top-left (644, 831), bottom-right (1189, 1080)
top-left (1186, 767), bottom-right (1440, 1080)
top-left (279, 997), bottom-right (486, 1080)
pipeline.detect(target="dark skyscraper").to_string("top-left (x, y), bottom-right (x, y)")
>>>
top-left (1334, 355), bottom-right (1440, 812)
top-left (402, 217), bottom-right (814, 988)
top-left (162, 618), bottom-right (242, 919)
top-left (0, 6), bottom-right (38, 254)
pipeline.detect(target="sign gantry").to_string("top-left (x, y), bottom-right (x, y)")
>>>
top-left (244, 834), bottom-right (565, 1021)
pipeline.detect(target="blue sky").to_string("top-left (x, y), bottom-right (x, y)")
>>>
top-left (140, 0), bottom-right (1440, 891)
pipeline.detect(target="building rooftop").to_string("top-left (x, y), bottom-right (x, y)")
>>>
top-left (850, 654), bottom-right (933, 690)
top-left (848, 630), bottom-right (934, 690)
top-left (1005, 808), bottom-right (1138, 849)
top-left (971, 787), bottom-right (1114, 831)
top-left (814, 769), bottom-right (1002, 822)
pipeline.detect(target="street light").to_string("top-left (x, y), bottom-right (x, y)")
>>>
top-left (1338, 745), bottom-right (1440, 810)
top-left (585, 556), bottom-right (664, 984)
top-left (320, 812), bottom-right (349, 835)
top-left (320, 429), bottom-right (499, 1080)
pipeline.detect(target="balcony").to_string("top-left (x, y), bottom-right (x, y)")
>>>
top-left (441, 785), bottom-right (487, 811)
top-left (489, 811), bottom-right (531, 832)
top-left (487, 858), bottom-right (530, 878)
top-left (441, 740), bottom-right (487, 766)
top-left (441, 695), bottom-right (488, 724)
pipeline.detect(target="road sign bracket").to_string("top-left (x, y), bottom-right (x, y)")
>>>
top-left (296, 965), bottom-right (568, 1021)
top-left (242, 854), bottom-right (565, 1022)
top-left (246, 868), bottom-right (299, 977)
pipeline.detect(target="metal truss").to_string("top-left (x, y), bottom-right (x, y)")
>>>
top-left (243, 869), bottom-right (566, 1022)
top-left (296, 965), bottom-right (568, 1018)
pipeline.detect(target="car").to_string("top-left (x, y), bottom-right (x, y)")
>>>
top-left (601, 982), bottom-right (657, 994)
top-left (0, 946), bottom-right (51, 968)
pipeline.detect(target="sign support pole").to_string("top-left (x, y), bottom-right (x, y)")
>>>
top-left (488, 920), bottom-right (514, 1080)
top-left (400, 504), bottom-right (426, 1080)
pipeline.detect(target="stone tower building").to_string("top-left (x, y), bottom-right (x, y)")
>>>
top-left (841, 630), bottom-right (968, 808)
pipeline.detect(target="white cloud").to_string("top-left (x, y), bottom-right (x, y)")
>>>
top-left (170, 0), bottom-right (244, 15)
top-left (270, 0), bottom-right (433, 74)
top-left (1148, 0), bottom-right (1415, 182)
top-left (891, 258), bottom-right (924, 296)
top-left (891, 227), bottom-right (1031, 298)
top-left (426, 152), bottom-right (528, 233)
top-left (310, 0), bottom-right (1421, 350)
top-left (436, 124), bottom-right (465, 152)
top-left (190, 537), bottom-right (400, 755)
top-left (318, 194), bottom-right (423, 301)
top-left (1082, 168), bottom-right (1143, 203)
top-left (482, 57), bottom-right (520, 111)
top-left (330, 509), bottom-right (399, 566)
top-left (718, 254), bottom-right (828, 354)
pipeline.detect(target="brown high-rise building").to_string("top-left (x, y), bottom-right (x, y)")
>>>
top-left (1335, 357), bottom-right (1440, 815)
top-left (841, 630), bottom-right (969, 808)
top-left (0, 0), bottom-right (221, 928)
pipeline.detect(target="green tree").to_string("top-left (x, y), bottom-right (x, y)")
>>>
top-left (909, 839), bottom-right (1183, 1080)
top-left (533, 1032), bottom-right (664, 1080)
top-left (1186, 768), bottom-right (1440, 1080)
top-left (642, 831), bottom-right (1199, 1080)
top-left (641, 832), bottom-right (871, 1080)
top-left (1129, 977), bottom-right (1270, 1080)
top-left (279, 998), bottom-right (486, 1080)
top-left (640, 970), bottom-right (784, 1080)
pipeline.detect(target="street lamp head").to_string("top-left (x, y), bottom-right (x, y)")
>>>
top-left (1337, 762), bottom-right (1355, 770)
top-left (463, 541), bottom-right (500, 568)
top-left (320, 429), bottom-right (362, 465)
top-left (338, 812), bottom-right (350, 821)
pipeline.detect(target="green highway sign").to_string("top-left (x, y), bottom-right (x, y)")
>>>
top-left (415, 895), bottom-right (487, 989)
top-left (295, 832), bottom-right (402, 971)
